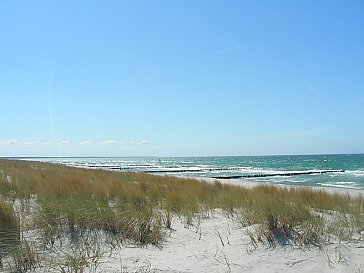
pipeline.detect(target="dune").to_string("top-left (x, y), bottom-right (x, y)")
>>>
top-left (0, 160), bottom-right (363, 272)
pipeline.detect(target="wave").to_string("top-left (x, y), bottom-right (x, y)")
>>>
top-left (318, 182), bottom-right (358, 189)
top-left (345, 170), bottom-right (364, 177)
top-left (28, 157), bottom-right (364, 190)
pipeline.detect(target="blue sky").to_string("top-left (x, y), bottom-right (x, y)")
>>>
top-left (1, 1), bottom-right (363, 157)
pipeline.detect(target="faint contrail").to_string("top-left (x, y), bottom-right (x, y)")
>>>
top-left (48, 70), bottom-right (55, 139)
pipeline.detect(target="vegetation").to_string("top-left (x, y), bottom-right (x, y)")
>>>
top-left (0, 195), bottom-right (20, 268)
top-left (0, 159), bottom-right (363, 271)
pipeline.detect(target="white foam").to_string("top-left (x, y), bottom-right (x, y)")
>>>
top-left (318, 182), bottom-right (357, 189)
top-left (346, 170), bottom-right (364, 177)
top-left (336, 181), bottom-right (355, 185)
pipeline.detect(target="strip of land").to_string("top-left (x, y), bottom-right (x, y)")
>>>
top-left (211, 169), bottom-right (345, 179)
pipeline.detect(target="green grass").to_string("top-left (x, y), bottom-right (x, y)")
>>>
top-left (0, 159), bottom-right (363, 271)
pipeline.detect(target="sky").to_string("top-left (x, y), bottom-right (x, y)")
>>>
top-left (0, 0), bottom-right (363, 157)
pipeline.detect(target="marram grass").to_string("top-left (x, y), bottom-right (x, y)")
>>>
top-left (0, 195), bottom-right (20, 268)
top-left (0, 159), bottom-right (363, 271)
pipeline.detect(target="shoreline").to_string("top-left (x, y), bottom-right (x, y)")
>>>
top-left (194, 176), bottom-right (364, 198)
top-left (16, 154), bottom-right (364, 189)
top-left (66, 162), bottom-right (364, 197)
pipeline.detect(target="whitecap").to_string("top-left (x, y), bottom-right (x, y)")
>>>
top-left (318, 182), bottom-right (357, 189)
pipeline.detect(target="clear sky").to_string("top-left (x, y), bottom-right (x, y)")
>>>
top-left (1, 1), bottom-right (363, 157)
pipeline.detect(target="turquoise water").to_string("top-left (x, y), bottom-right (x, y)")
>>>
top-left (27, 154), bottom-right (364, 190)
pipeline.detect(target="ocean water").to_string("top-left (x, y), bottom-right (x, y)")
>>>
top-left (26, 154), bottom-right (364, 190)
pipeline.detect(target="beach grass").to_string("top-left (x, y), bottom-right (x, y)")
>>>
top-left (0, 195), bottom-right (20, 268)
top-left (0, 159), bottom-right (363, 271)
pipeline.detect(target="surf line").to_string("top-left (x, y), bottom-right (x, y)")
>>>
top-left (211, 170), bottom-right (345, 179)
top-left (144, 167), bottom-right (243, 173)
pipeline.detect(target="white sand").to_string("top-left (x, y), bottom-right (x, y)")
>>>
top-left (92, 210), bottom-right (363, 273)
top-left (201, 177), bottom-right (364, 198)
top-left (98, 179), bottom-right (364, 272)
top-left (24, 177), bottom-right (364, 273)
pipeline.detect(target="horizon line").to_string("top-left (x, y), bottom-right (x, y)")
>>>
top-left (1, 153), bottom-right (363, 159)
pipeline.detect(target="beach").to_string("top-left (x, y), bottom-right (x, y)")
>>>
top-left (72, 178), bottom-right (364, 273)
top-left (30, 177), bottom-right (364, 273)
top-left (0, 160), bottom-right (363, 273)
top-left (202, 177), bottom-right (364, 198)
top-left (3, 0), bottom-right (364, 271)
top-left (97, 214), bottom-right (363, 273)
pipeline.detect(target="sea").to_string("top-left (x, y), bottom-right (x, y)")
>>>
top-left (20, 154), bottom-right (364, 190)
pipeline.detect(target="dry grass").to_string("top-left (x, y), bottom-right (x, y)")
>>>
top-left (0, 196), bottom-right (20, 268)
top-left (0, 159), bottom-right (363, 271)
